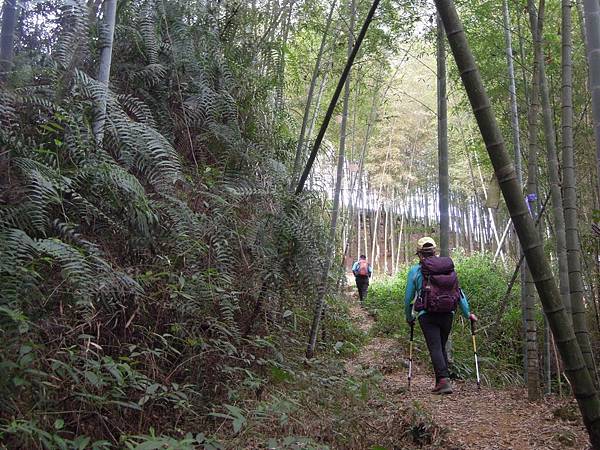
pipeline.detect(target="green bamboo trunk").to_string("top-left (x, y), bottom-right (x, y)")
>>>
top-left (437, 13), bottom-right (449, 257)
top-left (434, 0), bottom-right (600, 445)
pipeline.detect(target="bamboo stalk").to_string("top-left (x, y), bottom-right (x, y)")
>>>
top-left (296, 0), bottom-right (381, 194)
top-left (434, 0), bottom-right (600, 442)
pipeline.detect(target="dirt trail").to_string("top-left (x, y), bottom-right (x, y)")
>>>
top-left (345, 290), bottom-right (590, 450)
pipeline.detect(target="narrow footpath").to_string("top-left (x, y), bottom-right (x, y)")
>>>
top-left (345, 288), bottom-right (589, 450)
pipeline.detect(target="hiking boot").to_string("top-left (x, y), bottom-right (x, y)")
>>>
top-left (432, 378), bottom-right (453, 395)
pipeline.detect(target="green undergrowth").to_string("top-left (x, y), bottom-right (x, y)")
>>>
top-left (0, 2), bottom-right (374, 447)
top-left (0, 287), bottom-right (369, 449)
top-left (364, 252), bottom-right (524, 387)
top-left (65, 292), bottom-right (445, 450)
top-left (322, 292), bottom-right (370, 358)
top-left (196, 292), bottom-right (451, 450)
top-left (208, 332), bottom-right (452, 449)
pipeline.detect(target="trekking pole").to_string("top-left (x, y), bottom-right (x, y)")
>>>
top-left (408, 321), bottom-right (414, 390)
top-left (470, 318), bottom-right (481, 390)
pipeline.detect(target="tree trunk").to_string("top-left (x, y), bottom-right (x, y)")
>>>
top-left (296, 0), bottom-right (380, 194)
top-left (275, 4), bottom-right (293, 113)
top-left (343, 109), bottom-right (368, 264)
top-left (292, 0), bottom-right (336, 183)
top-left (490, 192), bottom-right (550, 339)
top-left (521, 0), bottom-right (544, 400)
top-left (474, 151), bottom-right (506, 263)
top-left (581, 244), bottom-right (600, 337)
top-left (436, 17), bottom-right (453, 357)
top-left (383, 203), bottom-right (389, 274)
top-left (396, 150), bottom-right (416, 269)
top-left (306, 0), bottom-right (355, 358)
top-left (467, 198), bottom-right (474, 253)
top-left (523, 259), bottom-right (539, 397)
top-left (564, 0), bottom-right (597, 383)
top-left (532, 0), bottom-right (591, 384)
top-left (0, 0), bottom-right (17, 81)
top-left (354, 173), bottom-right (367, 263)
top-left (361, 176), bottom-right (369, 260)
top-left (370, 140), bottom-right (391, 267)
top-left (502, 0), bottom-right (524, 300)
top-left (544, 315), bottom-right (552, 394)
top-left (437, 13), bottom-right (449, 257)
top-left (464, 136), bottom-right (486, 252)
top-left (92, 0), bottom-right (118, 144)
top-left (582, 0), bottom-right (600, 199)
top-left (503, 0), bottom-right (522, 187)
top-left (357, 203), bottom-right (361, 257)
top-left (305, 70), bottom-right (328, 155)
top-left (424, 187), bottom-right (430, 229)
top-left (434, 0), bottom-right (600, 445)
top-left (531, 0), bottom-right (572, 317)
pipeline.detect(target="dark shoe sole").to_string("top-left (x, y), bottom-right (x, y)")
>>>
top-left (434, 387), bottom-right (453, 395)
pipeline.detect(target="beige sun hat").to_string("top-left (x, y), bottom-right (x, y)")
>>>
top-left (416, 236), bottom-right (437, 252)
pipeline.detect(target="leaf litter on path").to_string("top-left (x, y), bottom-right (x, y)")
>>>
top-left (345, 294), bottom-right (590, 450)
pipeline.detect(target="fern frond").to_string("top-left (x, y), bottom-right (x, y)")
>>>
top-left (73, 69), bottom-right (108, 102)
top-left (89, 254), bottom-right (143, 300)
top-left (0, 228), bottom-right (37, 272)
top-left (216, 176), bottom-right (271, 201)
top-left (22, 171), bottom-right (60, 234)
top-left (117, 94), bottom-right (157, 127)
top-left (139, 2), bottom-right (160, 65)
top-left (105, 99), bottom-right (182, 188)
top-left (136, 124), bottom-right (182, 186)
top-left (75, 161), bottom-right (157, 237)
top-left (0, 204), bottom-right (36, 232)
top-left (15, 94), bottom-right (67, 116)
top-left (36, 238), bottom-right (96, 302)
top-left (0, 229), bottom-right (40, 304)
top-left (54, 1), bottom-right (90, 70)
top-left (150, 195), bottom-right (207, 259)
top-left (0, 92), bottom-right (17, 127)
top-left (67, 192), bottom-right (127, 236)
top-left (51, 220), bottom-right (101, 256)
top-left (130, 63), bottom-right (167, 88)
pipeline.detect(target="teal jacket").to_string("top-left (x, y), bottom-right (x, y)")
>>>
top-left (404, 264), bottom-right (471, 323)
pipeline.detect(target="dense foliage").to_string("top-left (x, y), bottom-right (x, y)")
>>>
top-left (2, 0), bottom-right (600, 446)
top-left (0, 1), bottom-right (349, 447)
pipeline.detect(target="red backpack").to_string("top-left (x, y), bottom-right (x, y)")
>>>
top-left (358, 260), bottom-right (369, 276)
top-left (414, 256), bottom-right (460, 313)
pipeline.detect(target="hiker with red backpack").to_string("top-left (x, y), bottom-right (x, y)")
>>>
top-left (352, 254), bottom-right (372, 304)
top-left (404, 237), bottom-right (477, 394)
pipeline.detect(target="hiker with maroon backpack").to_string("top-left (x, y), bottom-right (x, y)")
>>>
top-left (404, 237), bottom-right (477, 394)
top-left (352, 254), bottom-right (372, 304)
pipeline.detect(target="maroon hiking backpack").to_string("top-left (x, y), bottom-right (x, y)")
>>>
top-left (358, 260), bottom-right (369, 276)
top-left (414, 256), bottom-right (461, 313)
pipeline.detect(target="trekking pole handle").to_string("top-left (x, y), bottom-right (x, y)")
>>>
top-left (470, 318), bottom-right (475, 335)
top-left (410, 320), bottom-right (414, 340)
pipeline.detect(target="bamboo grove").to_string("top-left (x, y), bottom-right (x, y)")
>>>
top-left (2, 0), bottom-right (600, 447)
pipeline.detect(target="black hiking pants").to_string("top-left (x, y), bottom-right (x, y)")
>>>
top-left (355, 275), bottom-right (369, 303)
top-left (418, 312), bottom-right (454, 382)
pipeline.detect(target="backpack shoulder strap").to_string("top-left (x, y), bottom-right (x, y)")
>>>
top-left (418, 265), bottom-right (430, 290)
